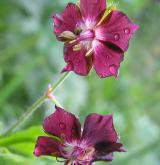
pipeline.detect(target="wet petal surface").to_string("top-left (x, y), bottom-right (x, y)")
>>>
top-left (62, 44), bottom-right (92, 76)
top-left (82, 113), bottom-right (118, 145)
top-left (34, 136), bottom-right (62, 157)
top-left (53, 3), bottom-right (82, 39)
top-left (80, 0), bottom-right (106, 23)
top-left (93, 142), bottom-right (125, 162)
top-left (43, 106), bottom-right (81, 142)
top-left (95, 10), bottom-right (139, 52)
top-left (92, 40), bottom-right (124, 78)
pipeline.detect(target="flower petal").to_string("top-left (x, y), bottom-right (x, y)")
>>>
top-left (93, 142), bottom-right (125, 162)
top-left (80, 0), bottom-right (106, 22)
top-left (95, 142), bottom-right (124, 154)
top-left (43, 106), bottom-right (81, 142)
top-left (34, 136), bottom-right (62, 157)
top-left (95, 10), bottom-right (139, 52)
top-left (92, 40), bottom-right (124, 78)
top-left (62, 44), bottom-right (92, 76)
top-left (82, 114), bottom-right (118, 146)
top-left (93, 153), bottom-right (114, 162)
top-left (53, 3), bottom-right (82, 39)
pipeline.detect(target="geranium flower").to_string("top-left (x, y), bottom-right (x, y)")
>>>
top-left (52, 0), bottom-right (138, 78)
top-left (34, 106), bottom-right (125, 164)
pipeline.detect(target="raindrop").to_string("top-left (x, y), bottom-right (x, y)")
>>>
top-left (114, 34), bottom-right (120, 41)
top-left (59, 122), bottom-right (66, 129)
top-left (109, 65), bottom-right (117, 75)
top-left (124, 28), bottom-right (130, 35)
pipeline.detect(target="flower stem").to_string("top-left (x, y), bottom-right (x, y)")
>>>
top-left (3, 72), bottom-right (70, 136)
top-left (49, 96), bottom-right (62, 108)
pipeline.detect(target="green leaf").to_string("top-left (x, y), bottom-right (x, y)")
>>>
top-left (0, 126), bottom-right (45, 156)
top-left (0, 151), bottom-right (56, 165)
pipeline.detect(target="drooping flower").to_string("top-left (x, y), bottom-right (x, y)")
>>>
top-left (52, 0), bottom-right (138, 78)
top-left (34, 106), bottom-right (125, 164)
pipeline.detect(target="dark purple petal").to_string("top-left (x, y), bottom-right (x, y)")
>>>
top-left (80, 0), bottom-right (106, 22)
top-left (95, 10), bottom-right (139, 52)
top-left (82, 114), bottom-right (118, 146)
top-left (43, 106), bottom-right (81, 142)
top-left (93, 142), bottom-right (125, 162)
top-left (95, 142), bottom-right (124, 154)
top-left (62, 44), bottom-right (92, 76)
top-left (34, 136), bottom-right (62, 157)
top-left (93, 153), bottom-right (114, 162)
top-left (92, 40), bottom-right (124, 78)
top-left (82, 114), bottom-right (124, 163)
top-left (53, 3), bottom-right (82, 39)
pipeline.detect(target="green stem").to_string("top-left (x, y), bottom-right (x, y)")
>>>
top-left (3, 72), bottom-right (70, 136)
top-left (49, 96), bottom-right (62, 108)
top-left (50, 72), bottom-right (70, 93)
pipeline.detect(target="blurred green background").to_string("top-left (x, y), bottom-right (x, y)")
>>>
top-left (0, 0), bottom-right (160, 165)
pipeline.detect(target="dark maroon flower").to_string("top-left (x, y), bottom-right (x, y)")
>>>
top-left (53, 0), bottom-right (138, 78)
top-left (34, 106), bottom-right (125, 164)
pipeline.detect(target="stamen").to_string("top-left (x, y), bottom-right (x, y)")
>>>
top-left (86, 48), bottom-right (93, 57)
top-left (76, 0), bottom-right (80, 8)
top-left (97, 4), bottom-right (117, 26)
top-left (69, 39), bottom-right (77, 44)
top-left (73, 44), bottom-right (82, 51)
top-left (59, 31), bottom-right (76, 42)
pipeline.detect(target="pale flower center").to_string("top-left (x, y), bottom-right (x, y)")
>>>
top-left (61, 141), bottom-right (94, 165)
top-left (79, 29), bottom-right (95, 41)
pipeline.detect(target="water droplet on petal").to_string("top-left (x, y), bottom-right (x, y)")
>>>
top-left (106, 55), bottom-right (109, 60)
top-left (59, 122), bottom-right (66, 129)
top-left (124, 28), bottom-right (130, 35)
top-left (114, 34), bottom-right (120, 41)
top-left (109, 65), bottom-right (118, 76)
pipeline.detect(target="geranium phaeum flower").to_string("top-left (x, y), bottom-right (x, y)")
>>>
top-left (34, 106), bottom-right (125, 165)
top-left (52, 0), bottom-right (138, 78)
